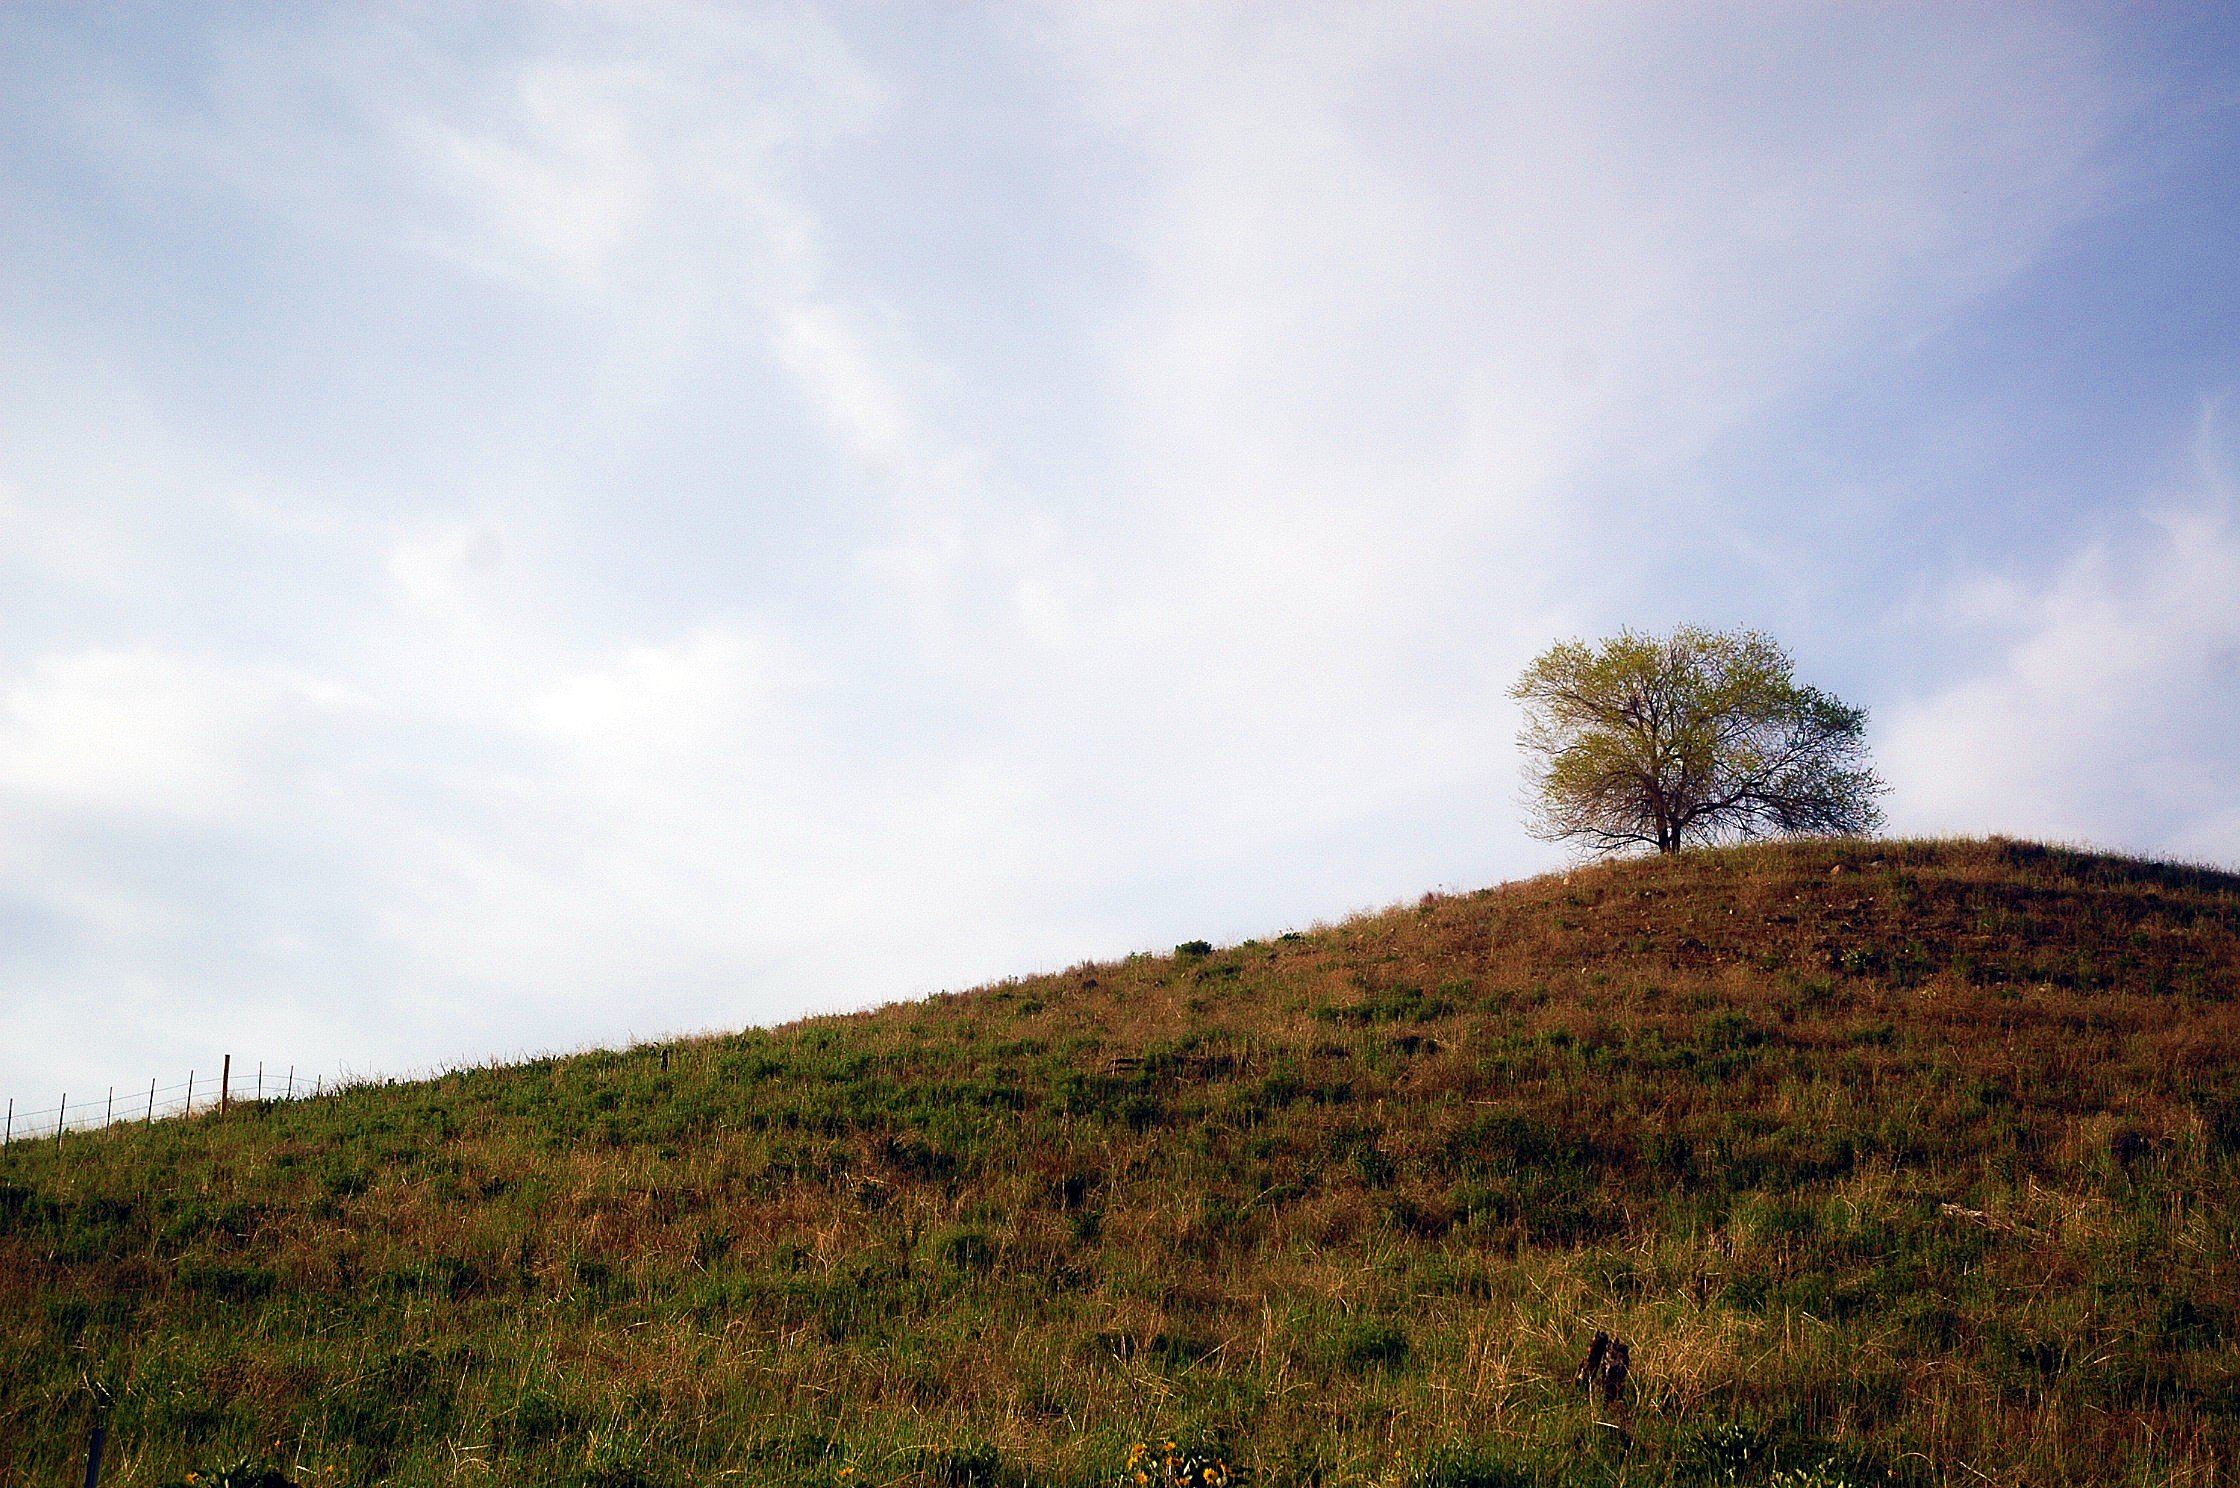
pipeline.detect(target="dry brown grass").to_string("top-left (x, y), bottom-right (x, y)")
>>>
top-left (3, 837), bottom-right (2239, 1487)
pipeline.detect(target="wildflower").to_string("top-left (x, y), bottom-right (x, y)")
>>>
top-left (1120, 1438), bottom-right (1245, 1488)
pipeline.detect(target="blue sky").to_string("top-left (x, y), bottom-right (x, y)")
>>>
top-left (2, 3), bottom-right (2237, 1109)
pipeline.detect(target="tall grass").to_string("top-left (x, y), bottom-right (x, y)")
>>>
top-left (3, 838), bottom-right (2237, 1486)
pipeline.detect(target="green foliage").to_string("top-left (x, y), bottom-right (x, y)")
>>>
top-left (1324, 1319), bottom-right (1411, 1375)
top-left (159, 1463), bottom-right (299, 1488)
top-left (1765, 1469), bottom-right (1876, 1488)
top-left (1686, 1422), bottom-right (1773, 1483)
top-left (1511, 626), bottom-right (1886, 854)
top-left (1123, 1438), bottom-right (1244, 1488)
top-left (1408, 1446), bottom-right (1532, 1488)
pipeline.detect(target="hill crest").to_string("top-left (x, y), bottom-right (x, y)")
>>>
top-left (5, 836), bottom-right (2239, 1488)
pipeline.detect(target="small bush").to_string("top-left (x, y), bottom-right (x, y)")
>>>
top-left (929, 1226), bottom-right (997, 1273)
top-left (1687, 1422), bottom-right (1771, 1483)
top-left (494, 1390), bottom-right (590, 1450)
top-left (927, 1442), bottom-right (1008, 1487)
top-left (160, 1463), bottom-right (297, 1488)
top-left (1327, 1319), bottom-right (1410, 1373)
top-left (1767, 1468), bottom-right (1874, 1488)
top-left (576, 1440), bottom-right (673, 1488)
top-left (1410, 1446), bottom-right (1531, 1488)
top-left (1124, 1439), bottom-right (1243, 1487)
top-left (2201, 1096), bottom-right (2240, 1156)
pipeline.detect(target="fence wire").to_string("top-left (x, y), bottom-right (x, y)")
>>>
top-left (2, 1061), bottom-right (328, 1151)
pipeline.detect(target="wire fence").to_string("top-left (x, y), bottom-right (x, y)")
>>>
top-left (1, 1057), bottom-right (327, 1155)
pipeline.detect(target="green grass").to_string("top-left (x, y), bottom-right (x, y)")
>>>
top-left (4, 837), bottom-right (2240, 1486)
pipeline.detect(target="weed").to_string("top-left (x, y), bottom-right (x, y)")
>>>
top-left (1124, 1439), bottom-right (1243, 1487)
top-left (161, 1463), bottom-right (298, 1488)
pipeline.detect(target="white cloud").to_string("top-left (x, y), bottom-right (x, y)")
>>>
top-left (0, 3), bottom-right (2173, 1117)
top-left (1884, 427), bottom-right (2240, 863)
top-left (1059, 3), bottom-right (2104, 509)
top-left (773, 299), bottom-right (929, 481)
top-left (133, 6), bottom-right (879, 300)
top-left (530, 625), bottom-right (806, 769)
top-left (412, 58), bottom-right (655, 292)
top-left (0, 650), bottom-right (308, 818)
top-left (386, 522), bottom-right (506, 622)
top-left (957, 2), bottom-right (2114, 871)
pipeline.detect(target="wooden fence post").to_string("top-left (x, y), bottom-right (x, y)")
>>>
top-left (185, 1070), bottom-right (193, 1116)
top-left (4, 1097), bottom-right (11, 1154)
top-left (220, 1055), bottom-right (231, 1114)
top-left (147, 1080), bottom-right (156, 1124)
top-left (57, 1094), bottom-right (66, 1146)
top-left (82, 1420), bottom-right (107, 1488)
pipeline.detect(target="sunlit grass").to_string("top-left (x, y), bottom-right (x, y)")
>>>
top-left (3, 837), bottom-right (2238, 1485)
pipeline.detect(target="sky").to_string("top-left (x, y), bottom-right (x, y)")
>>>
top-left (2, 3), bottom-right (2238, 1111)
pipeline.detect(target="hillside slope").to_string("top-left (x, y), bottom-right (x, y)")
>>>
top-left (4, 838), bottom-right (2240, 1488)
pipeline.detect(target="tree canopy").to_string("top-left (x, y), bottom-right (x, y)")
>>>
top-left (1511, 626), bottom-right (1886, 855)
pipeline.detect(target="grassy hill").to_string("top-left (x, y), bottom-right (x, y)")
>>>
top-left (5, 837), bottom-right (2240, 1488)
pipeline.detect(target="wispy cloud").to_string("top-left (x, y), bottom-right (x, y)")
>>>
top-left (1885, 408), bottom-right (2240, 862)
top-left (2, 3), bottom-right (2224, 1111)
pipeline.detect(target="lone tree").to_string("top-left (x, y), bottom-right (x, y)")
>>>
top-left (1511, 626), bottom-right (1885, 856)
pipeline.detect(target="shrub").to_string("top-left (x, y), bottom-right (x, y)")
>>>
top-left (1409, 1446), bottom-right (1531, 1488)
top-left (1687, 1422), bottom-right (1771, 1483)
top-left (1326, 1319), bottom-right (1410, 1374)
top-left (1123, 1439), bottom-right (1243, 1487)
top-left (927, 1442), bottom-right (1008, 1487)
top-left (929, 1226), bottom-right (997, 1273)
top-left (160, 1464), bottom-right (297, 1488)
